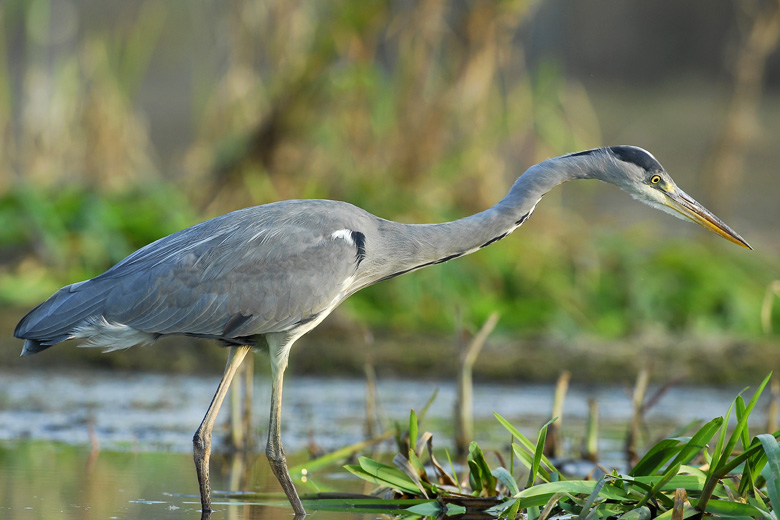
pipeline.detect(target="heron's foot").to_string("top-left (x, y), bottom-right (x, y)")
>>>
top-left (267, 451), bottom-right (306, 515)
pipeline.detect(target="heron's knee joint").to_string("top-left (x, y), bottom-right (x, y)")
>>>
top-left (193, 432), bottom-right (210, 452)
top-left (266, 447), bottom-right (286, 464)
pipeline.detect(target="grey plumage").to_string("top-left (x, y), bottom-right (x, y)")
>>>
top-left (17, 200), bottom-right (375, 353)
top-left (13, 145), bottom-right (751, 514)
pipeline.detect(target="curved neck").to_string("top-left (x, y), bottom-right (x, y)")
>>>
top-left (365, 155), bottom-right (588, 285)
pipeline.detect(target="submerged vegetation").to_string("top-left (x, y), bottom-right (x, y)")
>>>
top-left (310, 374), bottom-right (780, 519)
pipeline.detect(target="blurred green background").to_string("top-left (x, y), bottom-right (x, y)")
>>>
top-left (1, 0), bottom-right (779, 382)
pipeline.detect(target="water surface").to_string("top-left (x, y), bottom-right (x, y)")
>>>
top-left (0, 369), bottom-right (760, 519)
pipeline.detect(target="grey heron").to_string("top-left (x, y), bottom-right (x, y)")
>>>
top-left (14, 146), bottom-right (750, 515)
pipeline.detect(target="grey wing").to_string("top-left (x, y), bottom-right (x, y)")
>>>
top-left (107, 225), bottom-right (358, 339)
top-left (15, 211), bottom-right (362, 350)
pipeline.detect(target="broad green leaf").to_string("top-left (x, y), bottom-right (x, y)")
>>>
top-left (630, 438), bottom-right (684, 476)
top-left (492, 467), bottom-right (520, 496)
top-left (344, 464), bottom-right (420, 496)
top-left (485, 497), bottom-right (518, 517)
top-left (468, 459), bottom-right (482, 493)
top-left (758, 433), bottom-right (780, 515)
top-left (516, 479), bottom-right (629, 502)
top-left (469, 441), bottom-right (496, 495)
top-left (696, 497), bottom-right (772, 519)
top-left (505, 498), bottom-right (521, 520)
top-left (356, 457), bottom-right (422, 495)
top-left (670, 418), bottom-right (723, 468)
top-left (617, 506), bottom-right (652, 520)
top-left (630, 474), bottom-right (705, 491)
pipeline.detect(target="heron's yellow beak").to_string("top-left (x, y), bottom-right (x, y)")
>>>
top-left (662, 187), bottom-right (752, 249)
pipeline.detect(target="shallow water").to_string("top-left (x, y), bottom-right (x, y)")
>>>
top-left (0, 369), bottom-right (764, 519)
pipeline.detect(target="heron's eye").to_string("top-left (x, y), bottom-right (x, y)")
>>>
top-left (650, 175), bottom-right (662, 185)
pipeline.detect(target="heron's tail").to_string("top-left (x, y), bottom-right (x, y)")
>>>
top-left (19, 339), bottom-right (49, 356)
top-left (14, 280), bottom-right (102, 356)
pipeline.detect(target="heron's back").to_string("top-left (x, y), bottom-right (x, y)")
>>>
top-left (14, 200), bottom-right (378, 355)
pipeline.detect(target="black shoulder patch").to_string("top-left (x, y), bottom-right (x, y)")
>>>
top-left (351, 231), bottom-right (367, 266)
top-left (609, 146), bottom-right (663, 172)
top-left (223, 313), bottom-right (253, 337)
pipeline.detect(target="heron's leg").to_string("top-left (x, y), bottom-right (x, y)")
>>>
top-left (266, 339), bottom-right (306, 515)
top-left (193, 345), bottom-right (251, 513)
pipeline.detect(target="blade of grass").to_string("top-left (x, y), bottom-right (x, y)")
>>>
top-left (445, 449), bottom-right (461, 493)
top-left (409, 409), bottom-right (418, 452)
top-left (635, 462), bottom-right (680, 508)
top-left (528, 419), bottom-right (555, 488)
top-left (578, 475), bottom-right (607, 520)
top-left (496, 413), bottom-right (562, 478)
top-left (394, 453), bottom-right (429, 498)
top-left (418, 388), bottom-right (438, 423)
top-left (513, 443), bottom-right (553, 484)
top-left (736, 396), bottom-right (750, 449)
top-left (717, 374), bottom-right (770, 471)
top-left (290, 429), bottom-right (394, 474)
top-left (699, 373), bottom-right (772, 512)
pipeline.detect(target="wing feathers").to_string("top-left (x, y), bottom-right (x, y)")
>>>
top-left (14, 201), bottom-right (372, 351)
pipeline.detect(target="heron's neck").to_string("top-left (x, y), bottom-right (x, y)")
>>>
top-left (368, 158), bottom-right (583, 284)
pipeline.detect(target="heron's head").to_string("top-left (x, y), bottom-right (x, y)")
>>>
top-left (574, 146), bottom-right (751, 249)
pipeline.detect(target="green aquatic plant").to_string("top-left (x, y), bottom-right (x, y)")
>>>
top-left (339, 373), bottom-right (780, 519)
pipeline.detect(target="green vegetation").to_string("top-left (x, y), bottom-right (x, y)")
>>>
top-left (325, 374), bottom-right (780, 519)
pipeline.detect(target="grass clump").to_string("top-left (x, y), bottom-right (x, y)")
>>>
top-left (331, 373), bottom-right (780, 519)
